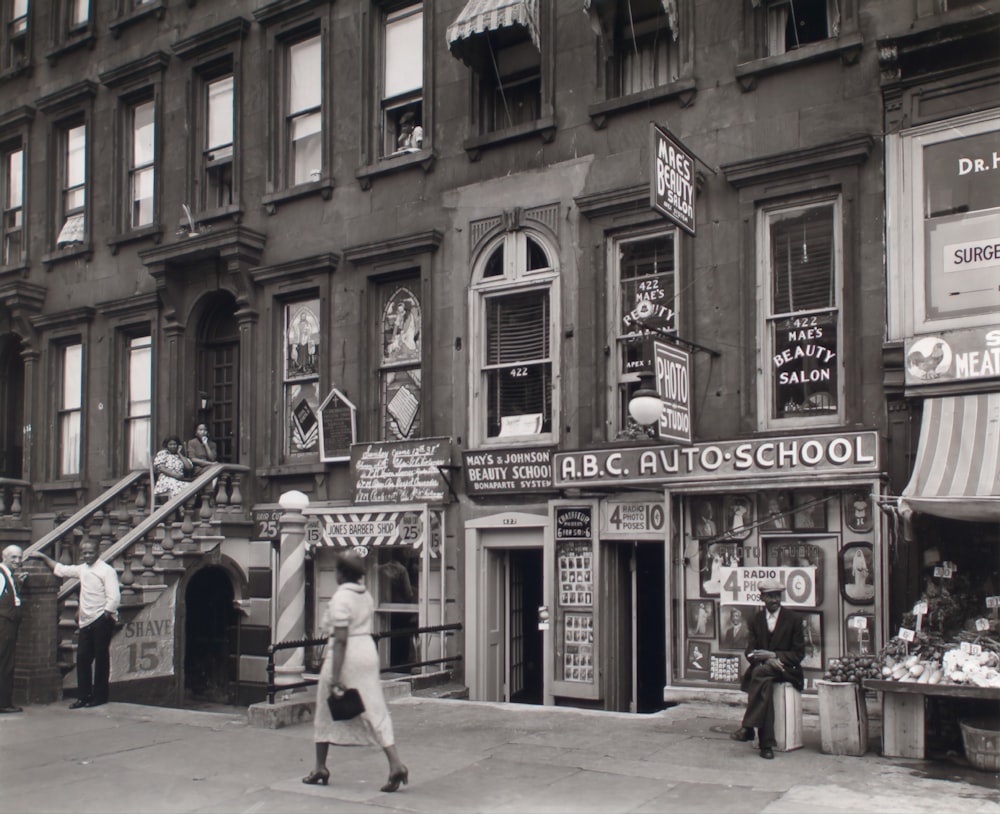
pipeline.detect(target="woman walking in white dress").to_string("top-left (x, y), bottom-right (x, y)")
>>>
top-left (303, 552), bottom-right (409, 792)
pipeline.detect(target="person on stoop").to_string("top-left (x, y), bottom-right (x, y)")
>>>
top-left (30, 542), bottom-right (121, 709)
top-left (730, 577), bottom-right (804, 759)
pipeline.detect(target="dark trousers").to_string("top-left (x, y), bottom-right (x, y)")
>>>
top-left (740, 661), bottom-right (787, 749)
top-left (0, 617), bottom-right (19, 707)
top-left (77, 615), bottom-right (114, 703)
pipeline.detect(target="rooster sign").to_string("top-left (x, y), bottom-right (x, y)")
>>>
top-left (906, 336), bottom-right (952, 380)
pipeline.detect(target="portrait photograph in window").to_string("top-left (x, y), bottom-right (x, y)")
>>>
top-left (798, 611), bottom-right (823, 671)
top-left (691, 496), bottom-right (722, 538)
top-left (841, 542), bottom-right (875, 604)
top-left (685, 639), bottom-right (710, 677)
top-left (792, 490), bottom-right (827, 531)
top-left (845, 613), bottom-right (875, 656)
top-left (699, 540), bottom-right (743, 598)
top-left (685, 599), bottom-right (716, 639)
top-left (718, 604), bottom-right (754, 651)
top-left (758, 490), bottom-right (793, 532)
top-left (286, 301), bottom-right (320, 379)
top-left (843, 488), bottom-right (874, 533)
top-left (724, 495), bottom-right (753, 540)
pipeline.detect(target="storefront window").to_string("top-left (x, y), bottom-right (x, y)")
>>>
top-left (677, 487), bottom-right (879, 689)
top-left (371, 546), bottom-right (421, 671)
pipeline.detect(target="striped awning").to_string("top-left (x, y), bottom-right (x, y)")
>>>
top-left (446, 0), bottom-right (540, 68)
top-left (900, 393), bottom-right (1000, 522)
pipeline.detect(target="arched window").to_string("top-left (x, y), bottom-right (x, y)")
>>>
top-left (470, 229), bottom-right (559, 444)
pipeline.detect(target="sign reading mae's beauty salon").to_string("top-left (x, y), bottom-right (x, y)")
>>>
top-left (650, 123), bottom-right (696, 236)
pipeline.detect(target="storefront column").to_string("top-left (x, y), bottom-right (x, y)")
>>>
top-left (274, 490), bottom-right (309, 686)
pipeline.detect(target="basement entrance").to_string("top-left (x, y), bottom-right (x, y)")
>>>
top-left (184, 567), bottom-right (240, 705)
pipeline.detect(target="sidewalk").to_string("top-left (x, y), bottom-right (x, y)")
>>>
top-left (1, 695), bottom-right (996, 814)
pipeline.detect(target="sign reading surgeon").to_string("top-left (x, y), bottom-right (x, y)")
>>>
top-left (650, 123), bottom-right (695, 236)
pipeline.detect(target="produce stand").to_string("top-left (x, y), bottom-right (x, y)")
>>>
top-left (863, 679), bottom-right (1000, 759)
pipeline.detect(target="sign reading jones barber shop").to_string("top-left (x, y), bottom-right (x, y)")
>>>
top-left (553, 431), bottom-right (879, 488)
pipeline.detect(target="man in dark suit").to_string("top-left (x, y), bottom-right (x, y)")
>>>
top-left (730, 577), bottom-right (805, 759)
top-left (0, 545), bottom-right (25, 713)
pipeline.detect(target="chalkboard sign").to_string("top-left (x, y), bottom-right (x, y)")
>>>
top-left (351, 437), bottom-right (451, 504)
top-left (318, 388), bottom-right (357, 462)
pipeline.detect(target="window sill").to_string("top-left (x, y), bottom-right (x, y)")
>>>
top-left (42, 244), bottom-right (93, 266)
top-left (108, 224), bottom-right (164, 255)
top-left (463, 116), bottom-right (558, 161)
top-left (0, 261), bottom-right (29, 277)
top-left (356, 149), bottom-right (436, 191)
top-left (45, 32), bottom-right (96, 65)
top-left (109, 1), bottom-right (166, 38)
top-left (262, 178), bottom-right (334, 214)
top-left (193, 205), bottom-right (243, 227)
top-left (256, 462), bottom-right (334, 479)
top-left (0, 61), bottom-right (31, 82)
top-left (588, 78), bottom-right (698, 129)
top-left (736, 32), bottom-right (864, 91)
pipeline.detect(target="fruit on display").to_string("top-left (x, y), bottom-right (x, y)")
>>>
top-left (941, 648), bottom-right (1000, 688)
top-left (822, 655), bottom-right (882, 686)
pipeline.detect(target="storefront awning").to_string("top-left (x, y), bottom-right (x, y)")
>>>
top-left (446, 0), bottom-right (540, 68)
top-left (583, 0), bottom-right (679, 46)
top-left (900, 393), bottom-right (1000, 522)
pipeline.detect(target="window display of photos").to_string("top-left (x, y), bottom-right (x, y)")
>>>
top-left (558, 542), bottom-right (593, 607)
top-left (563, 613), bottom-right (594, 683)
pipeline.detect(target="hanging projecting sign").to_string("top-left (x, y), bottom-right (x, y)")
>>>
top-left (650, 123), bottom-right (696, 236)
top-left (654, 339), bottom-right (692, 444)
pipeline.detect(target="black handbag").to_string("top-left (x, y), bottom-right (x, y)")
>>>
top-left (327, 687), bottom-right (365, 721)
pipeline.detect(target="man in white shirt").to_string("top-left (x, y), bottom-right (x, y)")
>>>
top-left (30, 542), bottom-right (121, 708)
top-left (0, 545), bottom-right (25, 713)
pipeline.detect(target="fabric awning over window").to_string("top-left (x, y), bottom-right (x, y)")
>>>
top-left (900, 393), bottom-right (1000, 522)
top-left (583, 0), bottom-right (679, 44)
top-left (446, 0), bottom-right (540, 68)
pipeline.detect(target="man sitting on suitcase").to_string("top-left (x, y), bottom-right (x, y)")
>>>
top-left (730, 577), bottom-right (805, 759)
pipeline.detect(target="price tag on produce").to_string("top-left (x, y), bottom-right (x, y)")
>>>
top-left (913, 600), bottom-right (928, 616)
top-left (898, 627), bottom-right (916, 642)
top-left (933, 567), bottom-right (943, 577)
top-left (960, 641), bottom-right (983, 655)
top-left (986, 596), bottom-right (1000, 609)
top-left (975, 618), bottom-right (990, 632)
top-left (941, 566), bottom-right (954, 579)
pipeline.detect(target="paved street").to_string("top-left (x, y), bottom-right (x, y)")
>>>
top-left (1, 695), bottom-right (997, 814)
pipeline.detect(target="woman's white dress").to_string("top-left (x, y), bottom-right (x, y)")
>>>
top-left (313, 582), bottom-right (395, 748)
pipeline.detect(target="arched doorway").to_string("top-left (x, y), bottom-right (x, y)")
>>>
top-left (184, 566), bottom-right (240, 705)
top-left (197, 295), bottom-right (239, 463)
top-left (0, 334), bottom-right (24, 478)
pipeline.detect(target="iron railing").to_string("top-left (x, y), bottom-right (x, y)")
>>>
top-left (265, 622), bottom-right (463, 704)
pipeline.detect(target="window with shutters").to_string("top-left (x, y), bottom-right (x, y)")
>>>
top-left (758, 197), bottom-right (843, 427)
top-left (471, 229), bottom-right (559, 445)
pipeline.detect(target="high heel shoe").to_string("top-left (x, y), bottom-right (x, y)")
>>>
top-left (302, 768), bottom-right (330, 786)
top-left (380, 765), bottom-right (409, 793)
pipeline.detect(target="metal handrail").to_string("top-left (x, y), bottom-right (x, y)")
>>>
top-left (265, 622), bottom-right (463, 704)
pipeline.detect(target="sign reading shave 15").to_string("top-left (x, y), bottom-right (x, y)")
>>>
top-left (650, 123), bottom-right (696, 236)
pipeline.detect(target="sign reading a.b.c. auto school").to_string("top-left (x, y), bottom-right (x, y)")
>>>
top-left (650, 123), bottom-right (695, 236)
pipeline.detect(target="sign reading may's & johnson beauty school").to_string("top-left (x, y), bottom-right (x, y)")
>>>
top-left (554, 430), bottom-right (878, 488)
top-left (650, 123), bottom-right (696, 236)
top-left (462, 447), bottom-right (555, 494)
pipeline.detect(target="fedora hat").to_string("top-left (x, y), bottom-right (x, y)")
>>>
top-left (758, 577), bottom-right (785, 595)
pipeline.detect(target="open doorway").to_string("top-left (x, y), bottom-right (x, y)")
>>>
top-left (184, 567), bottom-right (239, 706)
top-left (605, 541), bottom-right (668, 713)
top-left (508, 548), bottom-right (543, 704)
